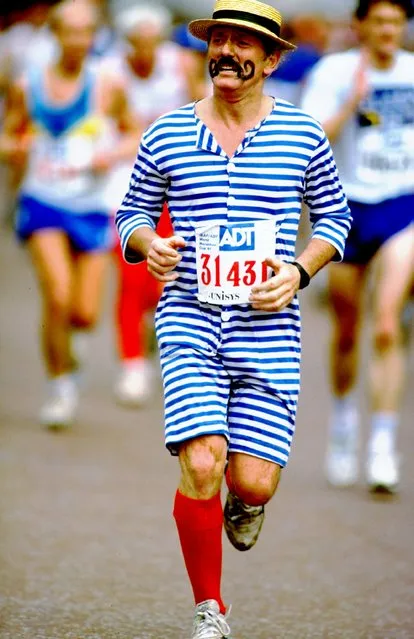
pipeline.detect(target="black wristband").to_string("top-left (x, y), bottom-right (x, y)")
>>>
top-left (291, 261), bottom-right (311, 290)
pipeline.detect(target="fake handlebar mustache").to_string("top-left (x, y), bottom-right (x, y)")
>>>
top-left (209, 57), bottom-right (255, 81)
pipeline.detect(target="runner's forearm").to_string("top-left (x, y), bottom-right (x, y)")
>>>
top-left (112, 133), bottom-right (141, 165)
top-left (322, 96), bottom-right (360, 144)
top-left (294, 238), bottom-right (337, 280)
top-left (125, 226), bottom-right (159, 261)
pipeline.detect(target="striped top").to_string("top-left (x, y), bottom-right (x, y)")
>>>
top-left (116, 99), bottom-right (351, 416)
top-left (117, 98), bottom-right (351, 286)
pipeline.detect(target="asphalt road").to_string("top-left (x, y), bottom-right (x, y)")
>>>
top-left (1, 227), bottom-right (413, 639)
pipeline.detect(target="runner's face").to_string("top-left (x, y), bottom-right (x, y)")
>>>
top-left (357, 2), bottom-right (407, 59)
top-left (207, 26), bottom-right (278, 91)
top-left (55, 13), bottom-right (96, 63)
top-left (126, 26), bottom-right (162, 73)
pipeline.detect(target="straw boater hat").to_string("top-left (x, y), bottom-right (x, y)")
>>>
top-left (189, 0), bottom-right (296, 51)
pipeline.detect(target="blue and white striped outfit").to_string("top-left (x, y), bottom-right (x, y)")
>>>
top-left (116, 99), bottom-right (351, 467)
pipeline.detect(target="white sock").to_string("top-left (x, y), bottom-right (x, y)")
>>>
top-left (330, 392), bottom-right (359, 440)
top-left (71, 330), bottom-right (90, 367)
top-left (122, 358), bottom-right (146, 372)
top-left (50, 373), bottom-right (77, 397)
top-left (369, 412), bottom-right (398, 455)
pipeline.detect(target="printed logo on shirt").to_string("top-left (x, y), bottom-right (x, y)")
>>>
top-left (358, 86), bottom-right (414, 130)
top-left (219, 224), bottom-right (255, 251)
top-left (355, 86), bottom-right (414, 182)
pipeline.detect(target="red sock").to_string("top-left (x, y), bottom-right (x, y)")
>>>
top-left (173, 490), bottom-right (225, 613)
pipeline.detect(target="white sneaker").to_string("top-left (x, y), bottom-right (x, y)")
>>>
top-left (192, 600), bottom-right (231, 639)
top-left (40, 384), bottom-right (79, 429)
top-left (114, 362), bottom-right (150, 407)
top-left (366, 451), bottom-right (399, 494)
top-left (325, 432), bottom-right (359, 487)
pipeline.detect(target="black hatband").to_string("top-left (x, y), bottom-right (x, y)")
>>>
top-left (212, 9), bottom-right (281, 37)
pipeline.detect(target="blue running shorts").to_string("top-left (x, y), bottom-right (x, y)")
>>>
top-left (344, 193), bottom-right (414, 265)
top-left (15, 195), bottom-right (114, 253)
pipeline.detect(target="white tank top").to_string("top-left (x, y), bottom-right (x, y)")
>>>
top-left (123, 41), bottom-right (190, 125)
top-left (104, 41), bottom-right (191, 211)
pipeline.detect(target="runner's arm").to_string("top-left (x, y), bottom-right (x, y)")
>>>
top-left (0, 78), bottom-right (32, 188)
top-left (92, 74), bottom-right (143, 174)
top-left (292, 238), bottom-right (337, 280)
top-left (301, 53), bottom-right (368, 144)
top-left (250, 132), bottom-right (351, 312)
top-left (116, 138), bottom-right (169, 264)
top-left (0, 79), bottom-right (31, 161)
top-left (250, 238), bottom-right (337, 311)
top-left (109, 78), bottom-right (144, 163)
top-left (125, 226), bottom-right (159, 261)
top-left (300, 129), bottom-right (352, 282)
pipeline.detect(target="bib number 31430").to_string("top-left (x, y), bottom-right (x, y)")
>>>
top-left (195, 220), bottom-right (277, 305)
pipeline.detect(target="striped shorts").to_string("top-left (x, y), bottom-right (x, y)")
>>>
top-left (156, 298), bottom-right (301, 468)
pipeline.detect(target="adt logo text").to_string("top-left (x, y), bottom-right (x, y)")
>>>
top-left (219, 225), bottom-right (255, 251)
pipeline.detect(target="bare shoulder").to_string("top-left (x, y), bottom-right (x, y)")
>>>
top-left (98, 62), bottom-right (126, 92)
top-left (12, 72), bottom-right (29, 94)
top-left (95, 62), bottom-right (127, 112)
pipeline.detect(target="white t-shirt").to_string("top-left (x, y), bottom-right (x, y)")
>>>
top-left (301, 48), bottom-right (414, 204)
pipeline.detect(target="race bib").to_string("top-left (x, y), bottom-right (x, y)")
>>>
top-left (32, 135), bottom-right (95, 196)
top-left (356, 126), bottom-right (414, 187)
top-left (195, 220), bottom-right (277, 305)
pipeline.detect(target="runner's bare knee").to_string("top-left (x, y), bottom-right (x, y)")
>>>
top-left (232, 464), bottom-right (281, 506)
top-left (179, 436), bottom-right (227, 497)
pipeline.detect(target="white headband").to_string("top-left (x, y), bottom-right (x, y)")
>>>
top-left (115, 4), bottom-right (172, 38)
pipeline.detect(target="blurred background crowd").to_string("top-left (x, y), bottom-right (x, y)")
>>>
top-left (1, 0), bottom-right (413, 217)
top-left (0, 0), bottom-right (412, 429)
top-left (0, 0), bottom-right (413, 100)
top-left (1, 0), bottom-right (413, 216)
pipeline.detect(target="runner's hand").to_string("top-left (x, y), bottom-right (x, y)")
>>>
top-left (147, 236), bottom-right (186, 282)
top-left (249, 257), bottom-right (300, 312)
top-left (91, 152), bottom-right (114, 174)
top-left (352, 49), bottom-right (369, 106)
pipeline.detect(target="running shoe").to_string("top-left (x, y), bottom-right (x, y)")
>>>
top-left (325, 416), bottom-right (360, 487)
top-left (366, 451), bottom-right (400, 494)
top-left (40, 384), bottom-right (79, 429)
top-left (114, 362), bottom-right (150, 407)
top-left (191, 600), bottom-right (231, 639)
top-left (224, 492), bottom-right (265, 551)
top-left (325, 441), bottom-right (359, 487)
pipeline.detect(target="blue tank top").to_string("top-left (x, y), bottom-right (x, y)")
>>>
top-left (22, 64), bottom-right (113, 214)
top-left (28, 65), bottom-right (94, 137)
